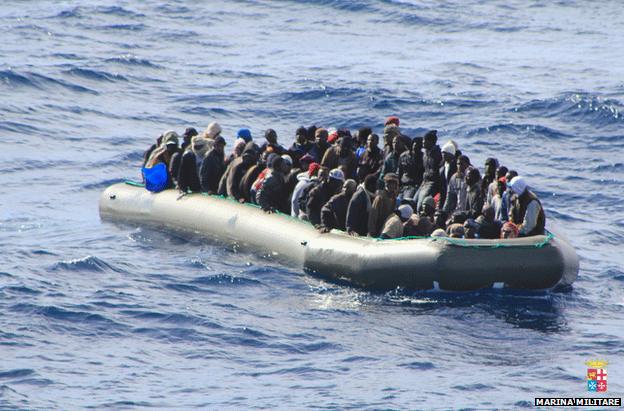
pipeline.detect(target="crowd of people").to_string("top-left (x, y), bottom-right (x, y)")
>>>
top-left (141, 116), bottom-right (546, 240)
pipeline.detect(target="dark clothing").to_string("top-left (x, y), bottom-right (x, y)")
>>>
top-left (239, 164), bottom-right (265, 203)
top-left (346, 187), bottom-right (372, 236)
top-left (259, 141), bottom-right (286, 155)
top-left (357, 147), bottom-right (383, 182)
top-left (466, 182), bottom-right (484, 219)
top-left (320, 192), bottom-right (351, 231)
top-left (169, 151), bottom-right (183, 185)
top-left (422, 145), bottom-right (443, 188)
top-left (511, 190), bottom-right (546, 236)
top-left (438, 160), bottom-right (458, 210)
top-left (368, 190), bottom-right (396, 237)
top-left (199, 149), bottom-right (225, 193)
top-left (143, 143), bottom-right (157, 168)
top-left (476, 217), bottom-right (502, 239)
top-left (404, 215), bottom-right (435, 237)
top-left (177, 151), bottom-right (201, 193)
top-left (227, 157), bottom-right (252, 200)
top-left (306, 182), bottom-right (334, 227)
top-left (288, 142), bottom-right (314, 167)
top-left (398, 150), bottom-right (424, 193)
top-left (309, 141), bottom-right (330, 163)
top-left (257, 171), bottom-right (285, 212)
top-left (321, 146), bottom-right (357, 180)
top-left (284, 168), bottom-right (301, 203)
top-left (378, 152), bottom-right (400, 188)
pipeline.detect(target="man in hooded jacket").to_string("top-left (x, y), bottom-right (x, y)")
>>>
top-left (199, 136), bottom-right (226, 194)
top-left (320, 179), bottom-right (357, 232)
top-left (178, 134), bottom-right (211, 193)
top-left (346, 174), bottom-right (377, 236)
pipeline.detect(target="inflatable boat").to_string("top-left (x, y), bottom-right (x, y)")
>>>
top-left (99, 182), bottom-right (579, 291)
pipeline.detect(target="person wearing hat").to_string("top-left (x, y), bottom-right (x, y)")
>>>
top-left (368, 173), bottom-right (400, 237)
top-left (404, 196), bottom-right (436, 237)
top-left (385, 116), bottom-right (400, 127)
top-left (382, 124), bottom-right (401, 158)
top-left (237, 128), bottom-right (253, 143)
top-left (169, 127), bottom-right (199, 185)
top-left (438, 140), bottom-right (458, 208)
top-left (199, 136), bottom-right (227, 194)
top-left (201, 122), bottom-right (222, 139)
top-left (320, 179), bottom-right (358, 233)
top-left (509, 176), bottom-right (545, 236)
top-left (442, 154), bottom-right (471, 216)
top-left (143, 130), bottom-right (180, 190)
top-left (414, 130), bottom-right (443, 214)
top-left (380, 204), bottom-right (413, 239)
top-left (306, 168), bottom-right (345, 227)
top-left (356, 133), bottom-right (383, 183)
top-left (178, 134), bottom-right (211, 193)
top-left (291, 161), bottom-right (321, 218)
top-left (346, 174), bottom-right (378, 236)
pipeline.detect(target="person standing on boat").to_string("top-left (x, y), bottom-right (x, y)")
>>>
top-left (289, 126), bottom-right (314, 167)
top-left (259, 128), bottom-right (286, 156)
top-left (354, 127), bottom-right (372, 161)
top-left (309, 128), bottom-right (330, 163)
top-left (306, 168), bottom-right (345, 227)
top-left (509, 176), bottom-right (545, 236)
top-left (414, 130), bottom-right (442, 213)
top-left (199, 136), bottom-right (226, 194)
top-left (356, 133), bottom-right (383, 183)
top-left (320, 179), bottom-right (357, 232)
top-left (346, 174), bottom-right (377, 236)
top-left (368, 173), bottom-right (400, 237)
top-left (442, 154), bottom-right (471, 215)
top-left (321, 136), bottom-right (357, 180)
top-left (378, 134), bottom-right (406, 189)
top-left (398, 137), bottom-right (424, 200)
top-left (438, 140), bottom-right (458, 209)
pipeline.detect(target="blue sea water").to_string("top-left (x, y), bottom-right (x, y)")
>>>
top-left (1, 0), bottom-right (623, 409)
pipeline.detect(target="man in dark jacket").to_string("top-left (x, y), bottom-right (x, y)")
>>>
top-left (308, 128), bottom-right (330, 163)
top-left (169, 127), bottom-right (198, 185)
top-left (306, 168), bottom-right (345, 227)
top-left (509, 176), bottom-right (545, 236)
top-left (465, 167), bottom-right (484, 219)
top-left (143, 134), bottom-right (163, 168)
top-left (320, 179), bottom-right (357, 232)
top-left (178, 135), bottom-right (210, 193)
top-left (199, 136), bottom-right (226, 194)
top-left (398, 137), bottom-right (424, 200)
top-left (288, 126), bottom-right (314, 167)
top-left (368, 173), bottom-right (399, 237)
top-left (378, 135), bottom-right (405, 189)
top-left (346, 174), bottom-right (377, 236)
top-left (257, 157), bottom-right (288, 213)
top-left (321, 136), bottom-right (357, 180)
top-left (226, 148), bottom-right (256, 202)
top-left (414, 130), bottom-right (442, 213)
top-left (259, 128), bottom-right (286, 156)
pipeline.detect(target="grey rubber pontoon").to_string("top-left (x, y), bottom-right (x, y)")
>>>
top-left (99, 182), bottom-right (579, 291)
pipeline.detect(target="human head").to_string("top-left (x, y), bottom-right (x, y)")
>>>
top-left (182, 127), bottom-right (198, 145)
top-left (385, 116), bottom-right (400, 127)
top-left (317, 167), bottom-right (330, 182)
top-left (328, 168), bottom-right (345, 193)
top-left (265, 128), bottom-right (278, 144)
top-left (398, 204), bottom-right (413, 222)
top-left (241, 148), bottom-right (256, 164)
top-left (501, 222), bottom-right (519, 239)
top-left (204, 122), bottom-right (222, 139)
top-left (315, 128), bottom-right (328, 145)
top-left (496, 177), bottom-right (507, 196)
top-left (367, 133), bottom-right (379, 150)
top-left (496, 166), bottom-right (508, 180)
top-left (358, 127), bottom-right (372, 146)
top-left (213, 135), bottom-right (226, 155)
top-left (271, 156), bottom-right (284, 172)
top-left (423, 130), bottom-right (437, 150)
top-left (281, 154), bottom-right (293, 174)
top-left (233, 138), bottom-right (246, 156)
top-left (421, 196), bottom-right (436, 217)
top-left (162, 130), bottom-right (179, 153)
top-left (343, 179), bottom-right (357, 198)
top-left (364, 174), bottom-right (378, 193)
top-left (308, 162), bottom-right (321, 177)
top-left (484, 158), bottom-right (499, 177)
top-left (392, 135), bottom-right (406, 154)
top-left (383, 125), bottom-right (400, 146)
top-left (339, 136), bottom-right (352, 153)
top-left (412, 137), bottom-right (423, 153)
top-left (465, 167), bottom-right (481, 186)
top-left (296, 126), bottom-right (307, 144)
top-left (509, 176), bottom-right (528, 195)
top-left (306, 125), bottom-right (317, 142)
top-left (457, 154), bottom-right (471, 174)
top-left (191, 135), bottom-right (212, 158)
top-left (327, 129), bottom-right (339, 145)
top-left (449, 224), bottom-right (465, 238)
top-left (481, 204), bottom-right (495, 222)
top-left (237, 128), bottom-right (252, 143)
top-left (441, 140), bottom-right (456, 162)
top-left (384, 173), bottom-right (400, 197)
top-left (299, 153), bottom-right (314, 171)
top-left (505, 169), bottom-right (518, 183)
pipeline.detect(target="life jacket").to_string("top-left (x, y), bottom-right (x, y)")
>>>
top-left (142, 162), bottom-right (169, 193)
top-left (512, 190), bottom-right (545, 236)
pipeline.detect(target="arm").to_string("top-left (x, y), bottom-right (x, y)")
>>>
top-left (519, 200), bottom-right (539, 236)
top-left (320, 197), bottom-right (337, 231)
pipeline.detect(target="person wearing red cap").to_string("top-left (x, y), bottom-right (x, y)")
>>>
top-left (385, 116), bottom-right (400, 127)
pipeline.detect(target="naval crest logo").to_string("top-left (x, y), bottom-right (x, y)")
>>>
top-left (585, 359), bottom-right (608, 392)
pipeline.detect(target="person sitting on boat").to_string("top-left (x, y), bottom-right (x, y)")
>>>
top-left (368, 173), bottom-right (400, 237)
top-left (169, 127), bottom-right (198, 186)
top-left (354, 127), bottom-right (372, 161)
top-left (509, 176), bottom-right (545, 236)
top-left (178, 134), bottom-right (211, 193)
top-left (199, 121), bottom-right (222, 140)
top-left (289, 126), bottom-right (314, 167)
top-left (143, 133), bottom-right (163, 168)
top-left (259, 128), bottom-right (286, 156)
top-left (501, 221), bottom-right (519, 239)
top-left (403, 196), bottom-right (436, 237)
top-left (414, 130), bottom-right (442, 213)
top-left (257, 156), bottom-right (290, 213)
top-left (481, 157), bottom-right (499, 198)
top-left (346, 174), bottom-right (377, 236)
top-left (291, 161), bottom-right (321, 218)
top-left (398, 137), bottom-right (424, 201)
top-left (442, 154), bottom-right (471, 215)
top-left (308, 128), bottom-right (330, 163)
top-left (321, 135), bottom-right (357, 180)
top-left (225, 138), bottom-right (246, 168)
top-left (490, 176), bottom-right (507, 221)
top-left (249, 152), bottom-right (277, 203)
top-left (199, 136), bottom-right (226, 194)
top-left (320, 179), bottom-right (357, 233)
top-left (284, 154), bottom-right (312, 206)
top-left (226, 148), bottom-right (257, 203)
top-left (143, 130), bottom-right (180, 190)
top-left (501, 169), bottom-right (518, 221)
top-left (380, 204), bottom-right (413, 239)
top-left (465, 167), bottom-right (484, 219)
top-left (306, 168), bottom-right (345, 227)
top-left (239, 150), bottom-right (270, 203)
top-left (356, 133), bottom-right (383, 183)
top-left (474, 204), bottom-right (502, 239)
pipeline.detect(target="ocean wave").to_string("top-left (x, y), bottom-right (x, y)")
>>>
top-left (0, 69), bottom-right (98, 94)
top-left (95, 6), bottom-right (145, 18)
top-left (51, 255), bottom-right (124, 273)
top-left (100, 23), bottom-right (146, 32)
top-left (0, 121), bottom-right (41, 134)
top-left (65, 67), bottom-right (128, 82)
top-left (9, 303), bottom-right (122, 328)
top-left (464, 123), bottom-right (573, 140)
top-left (0, 369), bottom-right (35, 380)
top-left (105, 55), bottom-right (160, 68)
top-left (80, 178), bottom-right (126, 191)
top-left (191, 274), bottom-right (262, 287)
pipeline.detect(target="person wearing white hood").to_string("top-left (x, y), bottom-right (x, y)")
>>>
top-left (177, 134), bottom-right (212, 193)
top-left (509, 176), bottom-right (546, 237)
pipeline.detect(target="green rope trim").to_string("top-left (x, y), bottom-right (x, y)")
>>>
top-left (125, 180), bottom-right (145, 187)
top-left (378, 231), bottom-right (555, 248)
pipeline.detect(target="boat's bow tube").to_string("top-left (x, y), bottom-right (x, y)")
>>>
top-left (100, 183), bottom-right (579, 291)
